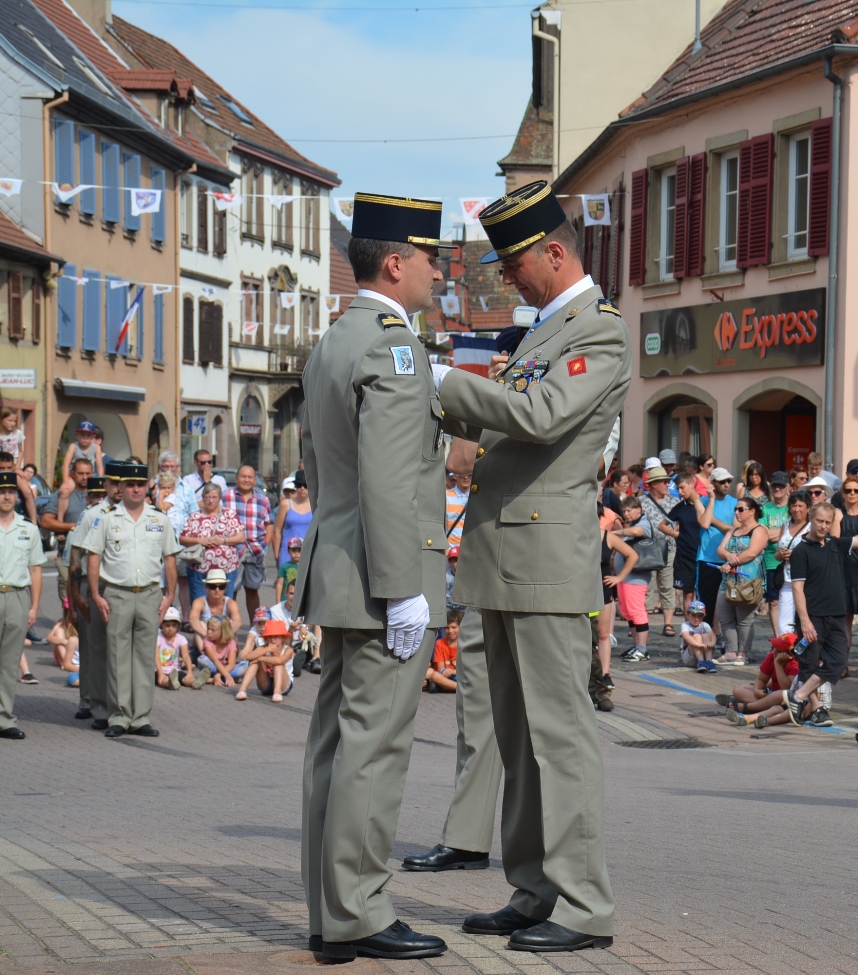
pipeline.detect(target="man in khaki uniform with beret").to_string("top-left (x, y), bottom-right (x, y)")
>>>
top-left (0, 470), bottom-right (45, 740)
top-left (294, 192), bottom-right (450, 961)
top-left (84, 463), bottom-right (179, 739)
top-left (434, 180), bottom-right (631, 952)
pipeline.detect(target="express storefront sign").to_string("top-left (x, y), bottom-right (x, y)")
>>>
top-left (640, 288), bottom-right (825, 377)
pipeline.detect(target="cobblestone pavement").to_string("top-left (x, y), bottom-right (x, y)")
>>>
top-left (2, 569), bottom-right (858, 975)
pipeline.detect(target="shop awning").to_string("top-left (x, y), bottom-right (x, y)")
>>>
top-left (55, 378), bottom-right (146, 402)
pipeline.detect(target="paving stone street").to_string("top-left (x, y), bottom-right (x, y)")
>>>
top-left (2, 568), bottom-right (858, 975)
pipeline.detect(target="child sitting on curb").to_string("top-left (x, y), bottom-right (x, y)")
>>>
top-left (156, 607), bottom-right (202, 689)
top-left (680, 601), bottom-right (717, 673)
top-left (235, 619), bottom-right (294, 702)
top-left (424, 611), bottom-right (462, 693)
top-left (47, 600), bottom-right (80, 687)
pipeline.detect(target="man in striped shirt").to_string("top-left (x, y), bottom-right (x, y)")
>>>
top-left (446, 473), bottom-right (471, 549)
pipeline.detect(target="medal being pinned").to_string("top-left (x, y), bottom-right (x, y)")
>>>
top-left (510, 358), bottom-right (549, 392)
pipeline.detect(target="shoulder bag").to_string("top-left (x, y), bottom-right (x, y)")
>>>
top-left (724, 526), bottom-right (765, 605)
top-left (177, 510), bottom-right (222, 565)
top-left (629, 523), bottom-right (669, 572)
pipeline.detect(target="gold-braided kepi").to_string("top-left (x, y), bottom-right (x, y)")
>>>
top-left (478, 180), bottom-right (567, 264)
top-left (352, 193), bottom-right (453, 248)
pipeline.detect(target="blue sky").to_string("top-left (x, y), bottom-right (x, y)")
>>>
top-left (112, 0), bottom-right (534, 234)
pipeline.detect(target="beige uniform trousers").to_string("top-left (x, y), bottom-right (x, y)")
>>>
top-left (0, 589), bottom-right (27, 730)
top-left (104, 582), bottom-right (160, 731)
top-left (482, 609), bottom-right (615, 938)
top-left (82, 582), bottom-right (109, 721)
top-left (440, 608), bottom-right (503, 854)
top-left (302, 626), bottom-right (434, 943)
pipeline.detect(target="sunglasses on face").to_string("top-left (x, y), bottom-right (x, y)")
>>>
top-left (206, 583), bottom-right (227, 590)
top-left (735, 506), bottom-right (752, 512)
top-left (808, 489), bottom-right (826, 496)
top-left (843, 488), bottom-right (858, 494)
top-left (714, 478), bottom-right (733, 484)
top-left (198, 459), bottom-right (212, 465)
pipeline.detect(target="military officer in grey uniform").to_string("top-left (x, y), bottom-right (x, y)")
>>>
top-left (64, 474), bottom-right (107, 722)
top-left (294, 192), bottom-right (450, 961)
top-left (83, 463), bottom-right (180, 739)
top-left (0, 470), bottom-right (46, 740)
top-left (434, 181), bottom-right (631, 952)
top-left (69, 464), bottom-right (124, 729)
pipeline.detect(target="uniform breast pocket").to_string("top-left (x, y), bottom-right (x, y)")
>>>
top-left (422, 396), bottom-right (444, 461)
top-left (497, 495), bottom-right (574, 586)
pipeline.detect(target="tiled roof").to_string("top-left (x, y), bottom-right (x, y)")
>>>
top-left (626, 0), bottom-right (858, 117)
top-left (109, 16), bottom-right (339, 187)
top-left (329, 216), bottom-right (355, 318)
top-left (0, 212), bottom-right (63, 267)
top-left (31, 0), bottom-right (128, 75)
top-left (498, 99), bottom-right (552, 169)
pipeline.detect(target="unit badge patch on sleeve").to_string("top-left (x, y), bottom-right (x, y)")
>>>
top-left (390, 346), bottom-right (416, 375)
top-left (567, 356), bottom-right (587, 377)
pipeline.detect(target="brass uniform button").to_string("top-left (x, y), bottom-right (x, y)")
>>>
top-left (441, 410), bottom-right (445, 418)
top-left (496, 378), bottom-right (505, 384)
top-left (470, 484), bottom-right (479, 494)
top-left (427, 539), bottom-right (433, 546)
top-left (531, 513), bottom-right (539, 521)
top-left (476, 447), bottom-right (485, 457)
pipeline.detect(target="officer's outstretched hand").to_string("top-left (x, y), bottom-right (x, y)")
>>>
top-left (386, 594), bottom-right (430, 661)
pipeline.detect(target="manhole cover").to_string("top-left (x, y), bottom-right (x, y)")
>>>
top-left (616, 739), bottom-right (713, 749)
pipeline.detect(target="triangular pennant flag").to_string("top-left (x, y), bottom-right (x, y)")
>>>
top-left (280, 293), bottom-right (297, 310)
top-left (242, 321), bottom-right (259, 336)
top-left (582, 193), bottom-right (611, 226)
top-left (460, 198), bottom-right (488, 225)
top-left (209, 191), bottom-right (243, 211)
top-left (479, 296), bottom-right (490, 312)
top-left (440, 295), bottom-right (460, 316)
top-left (152, 284), bottom-right (173, 295)
top-left (266, 194), bottom-right (296, 208)
top-left (53, 183), bottom-right (94, 204)
top-left (333, 198), bottom-right (354, 221)
top-left (66, 275), bottom-right (89, 287)
top-left (109, 279), bottom-right (130, 290)
top-left (130, 188), bottom-right (162, 216)
top-left (324, 295), bottom-right (340, 313)
top-left (273, 323), bottom-right (291, 335)
top-left (200, 287), bottom-right (215, 297)
top-left (0, 179), bottom-right (23, 197)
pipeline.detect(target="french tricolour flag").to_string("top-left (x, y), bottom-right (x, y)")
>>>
top-left (451, 334), bottom-right (495, 378)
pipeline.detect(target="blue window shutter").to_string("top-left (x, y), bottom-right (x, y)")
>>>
top-left (136, 289), bottom-right (145, 359)
top-left (124, 153), bottom-right (142, 231)
top-left (82, 272), bottom-right (101, 351)
top-left (151, 168), bottom-right (166, 242)
top-left (154, 293), bottom-right (165, 363)
top-left (57, 264), bottom-right (77, 348)
top-left (103, 143), bottom-right (120, 223)
top-left (106, 276), bottom-right (128, 355)
top-left (54, 119), bottom-right (74, 204)
top-left (79, 131), bottom-right (96, 215)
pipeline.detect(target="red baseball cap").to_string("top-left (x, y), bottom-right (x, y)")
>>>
top-left (769, 633), bottom-right (798, 652)
top-left (447, 545), bottom-right (460, 559)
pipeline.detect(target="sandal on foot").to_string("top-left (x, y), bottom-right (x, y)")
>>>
top-left (715, 694), bottom-right (737, 707)
top-left (726, 708), bottom-right (749, 726)
top-left (662, 624), bottom-right (676, 637)
top-left (235, 691), bottom-right (247, 700)
top-left (272, 693), bottom-right (283, 702)
top-left (754, 715), bottom-right (769, 729)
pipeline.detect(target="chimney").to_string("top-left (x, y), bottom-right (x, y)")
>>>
top-left (67, 0), bottom-right (112, 33)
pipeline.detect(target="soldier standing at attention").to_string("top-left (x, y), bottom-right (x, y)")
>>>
top-left (0, 470), bottom-right (46, 740)
top-left (64, 474), bottom-right (107, 722)
top-left (83, 463), bottom-right (180, 739)
top-left (434, 181), bottom-right (631, 953)
top-left (294, 192), bottom-right (450, 961)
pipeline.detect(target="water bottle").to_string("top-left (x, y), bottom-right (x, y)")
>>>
top-left (793, 637), bottom-right (810, 656)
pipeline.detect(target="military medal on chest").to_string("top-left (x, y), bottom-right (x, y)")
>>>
top-left (510, 358), bottom-right (550, 392)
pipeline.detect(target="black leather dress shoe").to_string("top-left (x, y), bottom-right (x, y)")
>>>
top-left (104, 726), bottom-right (126, 738)
top-left (403, 844), bottom-right (489, 872)
top-left (91, 719), bottom-right (108, 730)
top-left (508, 920), bottom-right (613, 952)
top-left (308, 935), bottom-right (323, 953)
top-left (322, 920), bottom-right (446, 959)
top-left (462, 905), bottom-right (542, 936)
top-left (74, 708), bottom-right (92, 720)
top-left (0, 727), bottom-right (26, 740)
top-left (130, 725), bottom-right (159, 737)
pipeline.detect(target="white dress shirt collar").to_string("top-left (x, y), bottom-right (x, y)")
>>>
top-left (357, 288), bottom-right (415, 334)
top-left (534, 274), bottom-right (595, 328)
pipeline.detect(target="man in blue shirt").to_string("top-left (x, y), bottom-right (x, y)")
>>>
top-left (694, 467), bottom-right (738, 628)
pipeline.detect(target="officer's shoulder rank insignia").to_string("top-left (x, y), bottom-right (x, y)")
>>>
top-left (597, 299), bottom-right (622, 317)
top-left (567, 356), bottom-right (587, 377)
top-left (379, 313), bottom-right (407, 329)
top-left (390, 345), bottom-right (416, 375)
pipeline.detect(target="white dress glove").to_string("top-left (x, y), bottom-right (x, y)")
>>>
top-left (431, 363), bottom-right (452, 393)
top-left (386, 594), bottom-right (431, 660)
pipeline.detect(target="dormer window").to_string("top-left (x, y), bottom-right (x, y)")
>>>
top-left (218, 94), bottom-right (253, 125)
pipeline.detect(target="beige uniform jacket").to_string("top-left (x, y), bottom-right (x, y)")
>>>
top-left (0, 513), bottom-right (46, 587)
top-left (82, 503), bottom-right (181, 587)
top-left (293, 296), bottom-right (447, 629)
top-left (440, 284), bottom-right (631, 614)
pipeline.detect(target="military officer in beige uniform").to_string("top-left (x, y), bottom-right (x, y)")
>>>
top-left (68, 464), bottom-right (124, 729)
top-left (434, 181), bottom-right (632, 952)
top-left (83, 463), bottom-right (180, 739)
top-left (0, 470), bottom-right (46, 740)
top-left (294, 193), bottom-right (450, 961)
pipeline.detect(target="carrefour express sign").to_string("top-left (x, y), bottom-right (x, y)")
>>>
top-left (639, 288), bottom-right (825, 377)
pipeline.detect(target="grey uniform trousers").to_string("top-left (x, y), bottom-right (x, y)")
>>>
top-left (104, 583), bottom-right (160, 731)
top-left (440, 607), bottom-right (503, 853)
top-left (84, 583), bottom-right (109, 722)
top-left (302, 625), bottom-right (434, 943)
top-left (0, 589), bottom-right (27, 731)
top-left (482, 609), bottom-right (615, 938)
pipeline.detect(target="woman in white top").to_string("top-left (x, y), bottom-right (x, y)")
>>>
top-left (773, 491), bottom-right (811, 637)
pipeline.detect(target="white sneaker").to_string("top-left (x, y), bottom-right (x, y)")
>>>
top-left (609, 634), bottom-right (617, 648)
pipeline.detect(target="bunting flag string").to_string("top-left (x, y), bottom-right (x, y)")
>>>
top-left (130, 188), bottom-right (162, 216)
top-left (440, 295), bottom-right (460, 316)
top-left (324, 295), bottom-right (340, 313)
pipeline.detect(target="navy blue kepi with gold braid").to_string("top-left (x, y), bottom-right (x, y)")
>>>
top-left (352, 193), bottom-right (454, 248)
top-left (478, 180), bottom-right (567, 264)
